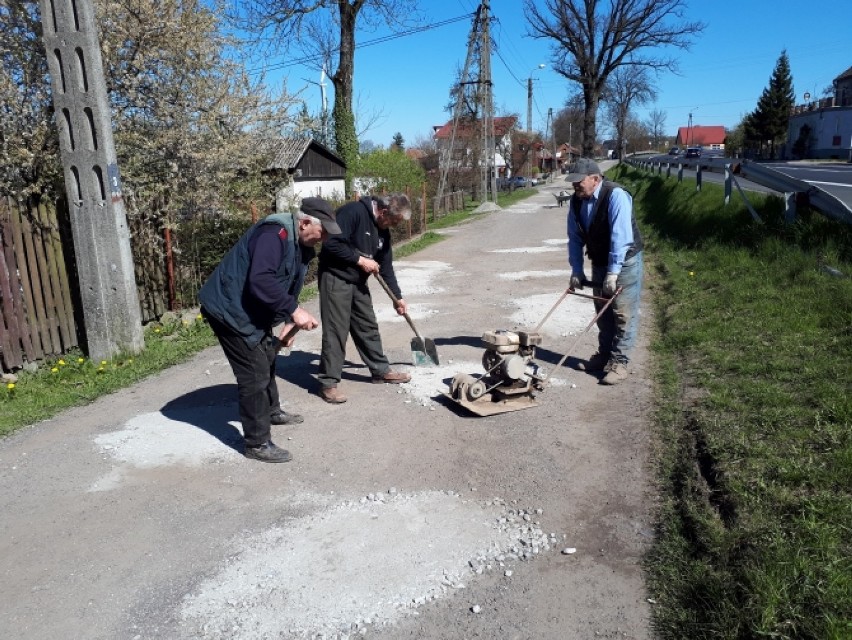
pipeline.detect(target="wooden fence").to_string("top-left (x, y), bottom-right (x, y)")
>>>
top-left (0, 196), bottom-right (78, 371)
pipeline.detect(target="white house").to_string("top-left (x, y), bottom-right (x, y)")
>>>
top-left (784, 65), bottom-right (852, 160)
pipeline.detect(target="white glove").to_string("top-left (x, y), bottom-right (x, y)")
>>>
top-left (569, 274), bottom-right (584, 290)
top-left (603, 272), bottom-right (619, 296)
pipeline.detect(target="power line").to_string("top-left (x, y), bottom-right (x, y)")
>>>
top-left (247, 13), bottom-right (472, 76)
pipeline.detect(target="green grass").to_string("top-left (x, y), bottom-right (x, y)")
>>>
top-left (612, 163), bottom-right (852, 639)
top-left (0, 313), bottom-right (217, 435)
top-left (0, 189), bottom-right (539, 436)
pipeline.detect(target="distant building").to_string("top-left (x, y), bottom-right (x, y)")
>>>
top-left (784, 65), bottom-right (852, 159)
top-left (675, 125), bottom-right (726, 150)
top-left (433, 115), bottom-right (518, 175)
top-left (265, 137), bottom-right (346, 208)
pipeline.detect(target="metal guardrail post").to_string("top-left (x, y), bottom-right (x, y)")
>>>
top-left (784, 192), bottom-right (797, 223)
top-left (696, 165), bottom-right (702, 191)
top-left (677, 163), bottom-right (684, 182)
top-left (724, 164), bottom-right (732, 205)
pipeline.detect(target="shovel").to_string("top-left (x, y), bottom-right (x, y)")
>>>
top-left (371, 271), bottom-right (439, 367)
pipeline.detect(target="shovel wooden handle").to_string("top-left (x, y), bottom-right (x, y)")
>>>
top-left (277, 324), bottom-right (300, 354)
top-left (371, 271), bottom-right (423, 340)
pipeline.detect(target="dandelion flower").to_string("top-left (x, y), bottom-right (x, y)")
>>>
top-left (58, 359), bottom-right (66, 366)
top-left (6, 383), bottom-right (14, 390)
top-left (78, 357), bottom-right (85, 363)
top-left (689, 271), bottom-right (695, 276)
top-left (51, 367), bottom-right (59, 373)
top-left (196, 314), bottom-right (202, 320)
top-left (101, 360), bottom-right (107, 365)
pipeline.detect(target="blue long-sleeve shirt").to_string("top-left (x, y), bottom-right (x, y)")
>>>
top-left (567, 182), bottom-right (634, 275)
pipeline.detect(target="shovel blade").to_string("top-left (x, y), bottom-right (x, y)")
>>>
top-left (411, 336), bottom-right (439, 366)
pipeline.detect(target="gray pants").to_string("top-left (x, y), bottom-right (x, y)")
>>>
top-left (317, 270), bottom-right (390, 387)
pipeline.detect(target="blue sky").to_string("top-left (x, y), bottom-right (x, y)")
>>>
top-left (252, 0), bottom-right (852, 148)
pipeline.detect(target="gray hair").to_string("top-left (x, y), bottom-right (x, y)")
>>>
top-left (294, 209), bottom-right (321, 226)
top-left (376, 193), bottom-right (412, 221)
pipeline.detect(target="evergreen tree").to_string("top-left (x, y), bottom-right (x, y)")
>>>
top-left (391, 132), bottom-right (405, 151)
top-left (745, 50), bottom-right (795, 157)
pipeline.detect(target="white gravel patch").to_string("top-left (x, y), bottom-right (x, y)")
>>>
top-left (180, 491), bottom-right (560, 639)
top-left (394, 260), bottom-right (453, 296)
top-left (508, 292), bottom-right (596, 337)
top-left (391, 361), bottom-right (482, 407)
top-left (89, 408), bottom-right (239, 491)
top-left (489, 246), bottom-right (561, 254)
top-left (497, 269), bottom-right (571, 281)
top-left (374, 302), bottom-right (442, 324)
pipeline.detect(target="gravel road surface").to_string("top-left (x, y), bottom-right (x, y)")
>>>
top-left (0, 180), bottom-right (654, 639)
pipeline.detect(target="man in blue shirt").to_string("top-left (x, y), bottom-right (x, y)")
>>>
top-left (565, 158), bottom-right (644, 385)
top-left (199, 197), bottom-right (340, 462)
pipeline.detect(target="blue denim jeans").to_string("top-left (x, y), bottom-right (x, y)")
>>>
top-left (591, 251), bottom-right (644, 364)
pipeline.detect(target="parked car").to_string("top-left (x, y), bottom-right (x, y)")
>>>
top-left (509, 175), bottom-right (530, 188)
top-left (685, 147), bottom-right (702, 159)
top-left (668, 147), bottom-right (681, 156)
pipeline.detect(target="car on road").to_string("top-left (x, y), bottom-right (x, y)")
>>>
top-left (685, 147), bottom-right (702, 159)
top-left (668, 147), bottom-right (681, 156)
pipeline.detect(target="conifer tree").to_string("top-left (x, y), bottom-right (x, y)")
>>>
top-left (745, 50), bottom-right (795, 157)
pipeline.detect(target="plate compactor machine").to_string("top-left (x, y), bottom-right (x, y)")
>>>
top-left (444, 283), bottom-right (622, 417)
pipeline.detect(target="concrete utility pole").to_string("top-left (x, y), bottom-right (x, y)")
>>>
top-left (39, 0), bottom-right (144, 362)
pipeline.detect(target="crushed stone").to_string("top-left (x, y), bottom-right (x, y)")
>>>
top-left (180, 491), bottom-right (560, 639)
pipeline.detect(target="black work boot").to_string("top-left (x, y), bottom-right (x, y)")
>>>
top-left (270, 408), bottom-right (304, 425)
top-left (244, 441), bottom-right (292, 463)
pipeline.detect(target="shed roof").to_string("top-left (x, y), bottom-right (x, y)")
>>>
top-left (266, 137), bottom-right (344, 171)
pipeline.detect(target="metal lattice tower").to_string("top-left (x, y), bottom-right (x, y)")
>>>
top-left (39, 0), bottom-right (144, 361)
top-left (436, 0), bottom-right (497, 205)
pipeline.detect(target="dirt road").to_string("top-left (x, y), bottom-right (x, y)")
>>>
top-left (0, 181), bottom-right (654, 639)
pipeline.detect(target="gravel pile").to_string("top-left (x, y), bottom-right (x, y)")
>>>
top-left (179, 490), bottom-right (564, 639)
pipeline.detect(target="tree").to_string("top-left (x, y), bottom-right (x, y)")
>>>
top-left (350, 147), bottom-right (425, 195)
top-left (391, 132), bottom-right (405, 151)
top-left (603, 66), bottom-right (655, 158)
top-left (644, 108), bottom-right (667, 150)
top-left (553, 94), bottom-right (584, 152)
top-left (525, 0), bottom-right (703, 158)
top-left (234, 0), bottom-right (421, 194)
top-left (0, 0), bottom-right (61, 198)
top-left (1, 0), bottom-right (297, 217)
top-left (744, 50), bottom-right (795, 158)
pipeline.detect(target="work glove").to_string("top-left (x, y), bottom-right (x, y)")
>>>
top-left (569, 274), bottom-right (584, 290)
top-left (603, 272), bottom-right (619, 296)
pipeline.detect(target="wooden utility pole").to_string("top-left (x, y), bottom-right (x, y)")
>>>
top-left (39, 0), bottom-right (144, 362)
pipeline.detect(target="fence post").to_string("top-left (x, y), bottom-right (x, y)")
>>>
top-left (724, 164), bottom-right (732, 205)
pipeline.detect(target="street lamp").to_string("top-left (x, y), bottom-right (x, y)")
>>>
top-left (527, 64), bottom-right (545, 133)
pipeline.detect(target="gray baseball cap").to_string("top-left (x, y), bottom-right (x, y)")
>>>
top-left (564, 157), bottom-right (602, 182)
top-left (300, 197), bottom-right (341, 235)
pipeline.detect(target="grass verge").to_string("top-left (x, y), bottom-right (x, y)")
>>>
top-left (0, 313), bottom-right (217, 436)
top-left (611, 163), bottom-right (852, 639)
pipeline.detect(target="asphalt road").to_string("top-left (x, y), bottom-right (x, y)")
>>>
top-left (0, 185), bottom-right (654, 640)
top-left (764, 161), bottom-right (852, 209)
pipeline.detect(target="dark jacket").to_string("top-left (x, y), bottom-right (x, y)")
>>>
top-left (199, 212), bottom-right (309, 348)
top-left (569, 180), bottom-right (644, 268)
top-left (318, 196), bottom-right (403, 298)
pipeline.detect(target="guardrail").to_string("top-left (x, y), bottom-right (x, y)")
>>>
top-left (625, 155), bottom-right (852, 226)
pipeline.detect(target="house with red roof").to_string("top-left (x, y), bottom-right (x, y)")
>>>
top-left (675, 125), bottom-right (727, 150)
top-left (433, 115), bottom-right (519, 175)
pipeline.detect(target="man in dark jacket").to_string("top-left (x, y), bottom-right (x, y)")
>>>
top-left (199, 197), bottom-right (340, 462)
top-left (316, 193), bottom-right (412, 404)
top-left (566, 158), bottom-right (644, 385)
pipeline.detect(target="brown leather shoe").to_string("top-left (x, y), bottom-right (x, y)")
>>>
top-left (371, 370), bottom-right (411, 384)
top-left (578, 351), bottom-right (610, 372)
top-left (319, 386), bottom-right (347, 404)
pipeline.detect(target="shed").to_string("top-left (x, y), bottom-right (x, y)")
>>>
top-left (266, 137), bottom-right (346, 207)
